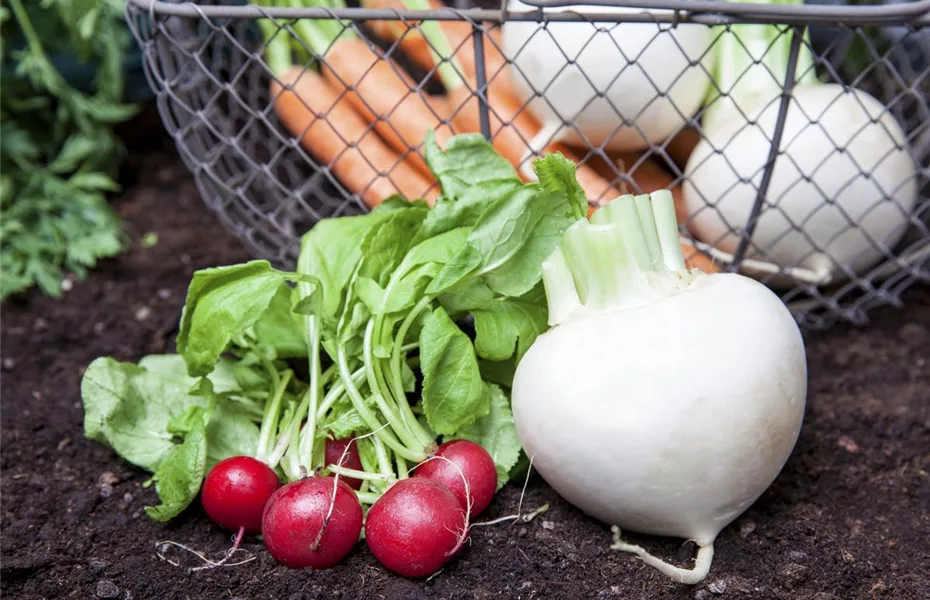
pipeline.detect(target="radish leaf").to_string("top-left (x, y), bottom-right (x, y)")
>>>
top-left (144, 409), bottom-right (208, 521)
top-left (419, 306), bottom-right (489, 435)
top-left (177, 261), bottom-right (302, 377)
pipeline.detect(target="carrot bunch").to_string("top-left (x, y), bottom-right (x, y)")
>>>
top-left (258, 0), bottom-right (717, 271)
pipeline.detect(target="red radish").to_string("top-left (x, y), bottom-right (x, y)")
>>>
top-left (325, 437), bottom-right (365, 490)
top-left (261, 476), bottom-right (363, 569)
top-left (414, 440), bottom-right (498, 516)
top-left (201, 456), bottom-right (280, 535)
top-left (365, 478), bottom-right (468, 578)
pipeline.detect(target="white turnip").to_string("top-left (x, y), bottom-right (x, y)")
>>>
top-left (511, 191), bottom-right (807, 584)
top-left (501, 0), bottom-right (716, 178)
top-left (683, 4), bottom-right (919, 284)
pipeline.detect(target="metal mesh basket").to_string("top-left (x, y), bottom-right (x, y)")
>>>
top-left (126, 0), bottom-right (930, 329)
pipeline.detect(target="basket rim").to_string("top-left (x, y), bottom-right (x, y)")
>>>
top-left (127, 0), bottom-right (930, 26)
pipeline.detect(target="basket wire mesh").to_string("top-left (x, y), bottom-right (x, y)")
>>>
top-left (126, 0), bottom-right (930, 329)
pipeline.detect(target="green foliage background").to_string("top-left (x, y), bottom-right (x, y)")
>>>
top-left (1, 0), bottom-right (140, 299)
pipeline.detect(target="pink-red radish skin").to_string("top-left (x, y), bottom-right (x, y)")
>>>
top-left (414, 439), bottom-right (498, 515)
top-left (364, 478), bottom-right (468, 578)
top-left (261, 476), bottom-right (363, 569)
top-left (201, 456), bottom-right (280, 535)
top-left (325, 438), bottom-right (365, 490)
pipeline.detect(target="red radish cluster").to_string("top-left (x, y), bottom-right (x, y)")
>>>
top-left (197, 440), bottom-right (498, 579)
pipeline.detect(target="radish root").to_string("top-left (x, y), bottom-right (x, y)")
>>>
top-left (155, 528), bottom-right (256, 572)
top-left (471, 455), bottom-right (547, 528)
top-left (609, 526), bottom-right (714, 585)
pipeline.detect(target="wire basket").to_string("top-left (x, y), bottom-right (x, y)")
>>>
top-left (126, 0), bottom-right (930, 330)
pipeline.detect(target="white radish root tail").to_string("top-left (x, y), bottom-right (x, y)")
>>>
top-left (471, 454), bottom-right (547, 528)
top-left (610, 526), bottom-right (714, 585)
top-left (155, 529), bottom-right (256, 573)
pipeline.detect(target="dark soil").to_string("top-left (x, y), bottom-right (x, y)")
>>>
top-left (2, 121), bottom-right (929, 600)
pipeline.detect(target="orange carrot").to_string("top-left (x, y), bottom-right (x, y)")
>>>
top-left (320, 37), bottom-right (453, 178)
top-left (270, 67), bottom-right (439, 208)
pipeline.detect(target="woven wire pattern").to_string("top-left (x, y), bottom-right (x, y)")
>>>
top-left (126, 0), bottom-right (930, 330)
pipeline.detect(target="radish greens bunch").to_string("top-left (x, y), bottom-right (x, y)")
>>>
top-left (80, 132), bottom-right (587, 522)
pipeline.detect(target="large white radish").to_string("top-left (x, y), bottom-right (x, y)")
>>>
top-left (501, 1), bottom-right (716, 178)
top-left (511, 191), bottom-right (807, 584)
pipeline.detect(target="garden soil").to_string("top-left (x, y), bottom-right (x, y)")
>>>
top-left (2, 121), bottom-right (929, 600)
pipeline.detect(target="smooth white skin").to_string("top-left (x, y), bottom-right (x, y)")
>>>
top-left (511, 273), bottom-right (807, 547)
top-left (683, 84), bottom-right (919, 282)
top-left (501, 1), bottom-right (716, 153)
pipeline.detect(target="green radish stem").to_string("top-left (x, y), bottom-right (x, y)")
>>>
top-left (328, 465), bottom-right (393, 481)
top-left (337, 345), bottom-right (428, 463)
top-left (362, 320), bottom-right (420, 450)
top-left (267, 387), bottom-right (310, 468)
top-left (255, 369), bottom-right (293, 465)
top-left (366, 262), bottom-right (435, 449)
top-left (371, 434), bottom-right (396, 483)
top-left (356, 491), bottom-right (381, 505)
top-left (362, 320), bottom-right (423, 451)
top-left (356, 437), bottom-right (389, 495)
top-left (389, 296), bottom-right (434, 446)
top-left (396, 454), bottom-right (409, 480)
top-left (315, 366), bottom-right (366, 421)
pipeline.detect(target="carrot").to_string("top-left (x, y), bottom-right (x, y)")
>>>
top-left (319, 36), bottom-right (453, 178)
top-left (271, 68), bottom-right (439, 208)
top-left (274, 0), bottom-right (455, 180)
top-left (256, 13), bottom-right (437, 208)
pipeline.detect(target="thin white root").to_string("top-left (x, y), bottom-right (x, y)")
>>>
top-left (155, 536), bottom-right (255, 573)
top-left (470, 503), bottom-right (549, 528)
top-left (610, 526), bottom-right (714, 585)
